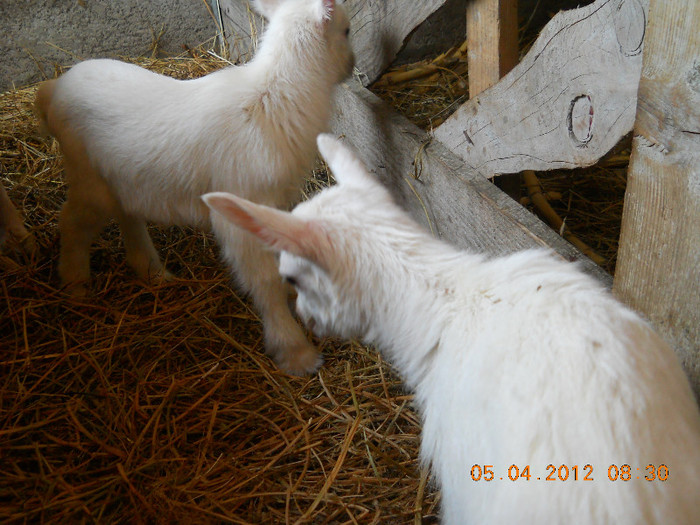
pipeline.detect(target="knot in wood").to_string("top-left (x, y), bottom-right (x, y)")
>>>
top-left (568, 95), bottom-right (594, 147)
top-left (614, 0), bottom-right (646, 57)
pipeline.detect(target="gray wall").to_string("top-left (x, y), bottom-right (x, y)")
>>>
top-left (0, 0), bottom-right (217, 93)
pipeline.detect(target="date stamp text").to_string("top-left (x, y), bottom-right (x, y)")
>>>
top-left (470, 464), bottom-right (669, 482)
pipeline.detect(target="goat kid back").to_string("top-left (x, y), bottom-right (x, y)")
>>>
top-left (34, 0), bottom-right (353, 375)
top-left (202, 134), bottom-right (700, 524)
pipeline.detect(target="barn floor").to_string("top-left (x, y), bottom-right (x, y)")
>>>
top-left (0, 26), bottom-right (628, 521)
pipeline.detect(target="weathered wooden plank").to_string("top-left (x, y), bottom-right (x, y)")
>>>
top-left (217, 0), bottom-right (260, 60)
top-left (466, 0), bottom-right (519, 98)
top-left (435, 0), bottom-right (648, 175)
top-left (331, 81), bottom-right (611, 285)
top-left (344, 0), bottom-right (448, 84)
top-left (218, 0), bottom-right (447, 84)
top-left (613, 0), bottom-right (700, 398)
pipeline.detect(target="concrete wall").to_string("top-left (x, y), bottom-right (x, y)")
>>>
top-left (0, 0), bottom-right (217, 93)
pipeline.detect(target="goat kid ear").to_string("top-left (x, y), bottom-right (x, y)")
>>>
top-left (315, 0), bottom-right (335, 23)
top-left (202, 192), bottom-right (328, 266)
top-left (317, 133), bottom-right (376, 188)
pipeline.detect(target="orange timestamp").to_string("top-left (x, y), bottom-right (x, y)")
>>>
top-left (470, 464), bottom-right (669, 482)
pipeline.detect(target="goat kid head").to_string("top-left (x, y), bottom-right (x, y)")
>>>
top-left (203, 134), bottom-right (403, 341)
top-left (253, 0), bottom-right (354, 84)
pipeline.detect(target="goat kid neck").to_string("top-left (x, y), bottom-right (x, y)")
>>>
top-left (358, 235), bottom-right (476, 391)
top-left (222, 40), bottom-right (334, 156)
top-left (248, 20), bottom-right (336, 100)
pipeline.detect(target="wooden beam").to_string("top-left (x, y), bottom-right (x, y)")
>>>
top-left (613, 0), bottom-right (700, 398)
top-left (344, 0), bottom-right (448, 85)
top-left (331, 81), bottom-right (611, 285)
top-left (435, 0), bottom-right (648, 175)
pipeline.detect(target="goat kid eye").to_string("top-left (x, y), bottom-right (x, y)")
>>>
top-left (284, 276), bottom-right (299, 288)
top-left (344, 27), bottom-right (350, 37)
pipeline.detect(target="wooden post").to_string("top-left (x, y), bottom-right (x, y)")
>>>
top-left (613, 0), bottom-right (700, 398)
top-left (466, 0), bottom-right (519, 97)
top-left (466, 0), bottom-right (520, 197)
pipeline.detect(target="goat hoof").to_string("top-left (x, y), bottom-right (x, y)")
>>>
top-left (140, 266), bottom-right (174, 284)
top-left (154, 268), bottom-right (174, 282)
top-left (1, 229), bottom-right (36, 256)
top-left (276, 343), bottom-right (323, 376)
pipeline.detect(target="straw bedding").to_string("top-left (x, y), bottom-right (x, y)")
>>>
top-left (1, 35), bottom-right (627, 524)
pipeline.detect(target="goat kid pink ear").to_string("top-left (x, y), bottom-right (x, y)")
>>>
top-left (317, 0), bottom-right (335, 22)
top-left (317, 133), bottom-right (374, 187)
top-left (201, 192), bottom-right (327, 265)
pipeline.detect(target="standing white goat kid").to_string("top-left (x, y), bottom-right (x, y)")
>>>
top-left (202, 134), bottom-right (700, 524)
top-left (34, 0), bottom-right (354, 375)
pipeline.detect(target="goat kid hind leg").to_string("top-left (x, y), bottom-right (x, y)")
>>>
top-left (55, 126), bottom-right (121, 296)
top-left (35, 87), bottom-right (111, 296)
top-left (51, 119), bottom-right (170, 294)
top-left (61, 184), bottom-right (172, 295)
top-left (215, 220), bottom-right (322, 376)
top-left (58, 183), bottom-right (113, 297)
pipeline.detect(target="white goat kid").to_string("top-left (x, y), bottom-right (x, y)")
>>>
top-left (34, 0), bottom-right (353, 375)
top-left (202, 134), bottom-right (700, 524)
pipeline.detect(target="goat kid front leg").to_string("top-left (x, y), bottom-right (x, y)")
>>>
top-left (218, 224), bottom-right (322, 375)
top-left (117, 212), bottom-right (173, 283)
